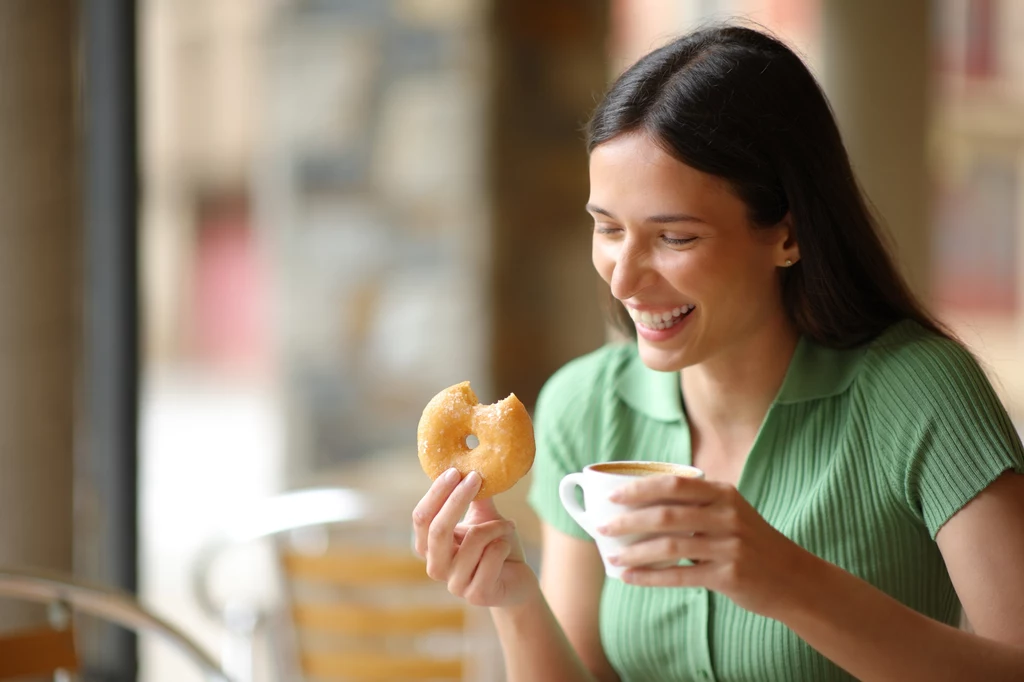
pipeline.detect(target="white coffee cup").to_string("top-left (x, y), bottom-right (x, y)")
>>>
top-left (559, 461), bottom-right (704, 579)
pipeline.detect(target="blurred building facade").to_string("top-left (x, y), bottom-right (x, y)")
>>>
top-left (142, 0), bottom-right (610, 480)
top-left (931, 0), bottom-right (1024, 411)
top-left (258, 0), bottom-right (496, 475)
top-left (139, 1), bottom-right (608, 680)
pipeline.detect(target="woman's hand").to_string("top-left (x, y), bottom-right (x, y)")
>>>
top-left (599, 475), bottom-right (813, 618)
top-left (412, 468), bottom-right (537, 608)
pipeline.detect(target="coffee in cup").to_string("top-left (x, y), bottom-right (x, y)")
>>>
top-left (559, 460), bottom-right (704, 579)
top-left (589, 461), bottom-right (694, 477)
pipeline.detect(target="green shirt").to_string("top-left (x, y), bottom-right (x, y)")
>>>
top-left (527, 320), bottom-right (1024, 682)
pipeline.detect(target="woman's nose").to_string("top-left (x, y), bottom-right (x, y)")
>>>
top-left (609, 239), bottom-right (654, 301)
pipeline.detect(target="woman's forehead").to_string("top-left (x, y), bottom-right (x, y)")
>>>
top-left (588, 134), bottom-right (743, 221)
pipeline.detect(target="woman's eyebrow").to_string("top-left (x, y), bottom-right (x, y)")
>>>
top-left (647, 213), bottom-right (705, 224)
top-left (586, 203), bottom-right (705, 224)
top-left (585, 203), bottom-right (616, 218)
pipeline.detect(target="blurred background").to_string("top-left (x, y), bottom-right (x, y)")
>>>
top-left (1, 0), bottom-right (1022, 681)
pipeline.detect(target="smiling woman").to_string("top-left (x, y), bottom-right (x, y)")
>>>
top-left (411, 24), bottom-right (1024, 682)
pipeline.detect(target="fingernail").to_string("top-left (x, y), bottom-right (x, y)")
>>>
top-left (443, 468), bottom-right (460, 484)
top-left (596, 524), bottom-right (609, 535)
top-left (465, 471), bottom-right (481, 487)
top-left (608, 554), bottom-right (621, 566)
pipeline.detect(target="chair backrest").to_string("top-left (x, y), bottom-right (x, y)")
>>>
top-left (0, 625), bottom-right (79, 679)
top-left (192, 486), bottom-right (485, 682)
top-left (279, 546), bottom-right (469, 681)
top-left (0, 567), bottom-right (232, 682)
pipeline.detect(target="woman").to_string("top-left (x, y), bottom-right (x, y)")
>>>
top-left (412, 25), bottom-right (1024, 681)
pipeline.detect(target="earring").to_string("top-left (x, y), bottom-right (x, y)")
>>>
top-left (785, 259), bottom-right (793, 266)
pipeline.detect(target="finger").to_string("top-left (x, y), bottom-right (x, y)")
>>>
top-left (412, 468), bottom-right (462, 556)
top-left (447, 520), bottom-right (514, 596)
top-left (465, 497), bottom-right (502, 524)
top-left (454, 520), bottom-right (518, 558)
top-left (609, 475), bottom-right (722, 506)
top-left (425, 472), bottom-right (483, 580)
top-left (598, 504), bottom-right (714, 537)
top-left (452, 516), bottom-right (501, 545)
top-left (463, 538), bottom-right (513, 606)
top-left (609, 533), bottom-right (717, 568)
top-left (456, 496), bottom-right (505, 539)
top-left (621, 561), bottom-right (714, 588)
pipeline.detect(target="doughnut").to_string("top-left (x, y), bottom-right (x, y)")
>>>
top-left (417, 381), bottom-right (535, 500)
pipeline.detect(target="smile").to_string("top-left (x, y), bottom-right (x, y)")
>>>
top-left (627, 304), bottom-right (695, 331)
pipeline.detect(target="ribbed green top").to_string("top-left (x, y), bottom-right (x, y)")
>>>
top-left (527, 320), bottom-right (1024, 682)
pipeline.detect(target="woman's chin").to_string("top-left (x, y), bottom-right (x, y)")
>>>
top-left (636, 343), bottom-right (691, 373)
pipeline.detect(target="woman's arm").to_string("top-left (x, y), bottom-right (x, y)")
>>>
top-left (605, 472), bottom-right (1024, 681)
top-left (779, 471), bottom-right (1024, 681)
top-left (492, 523), bottom-right (619, 682)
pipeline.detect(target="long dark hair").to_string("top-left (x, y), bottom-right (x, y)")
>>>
top-left (587, 25), bottom-right (949, 348)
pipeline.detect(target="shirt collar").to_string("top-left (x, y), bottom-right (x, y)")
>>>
top-left (614, 336), bottom-right (865, 421)
top-left (773, 335), bottom-right (866, 404)
top-left (614, 346), bottom-right (684, 422)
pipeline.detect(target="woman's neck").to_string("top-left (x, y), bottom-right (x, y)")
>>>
top-left (681, 318), bottom-right (800, 445)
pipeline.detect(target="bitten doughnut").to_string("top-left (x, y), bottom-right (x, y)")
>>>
top-left (417, 381), bottom-right (535, 500)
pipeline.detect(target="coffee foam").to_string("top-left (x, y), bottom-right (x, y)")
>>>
top-left (590, 462), bottom-right (699, 477)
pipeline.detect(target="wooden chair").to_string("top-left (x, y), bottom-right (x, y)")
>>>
top-left (0, 624), bottom-right (78, 679)
top-left (0, 566), bottom-right (231, 681)
top-left (193, 486), bottom-right (490, 682)
top-left (279, 548), bottom-right (469, 681)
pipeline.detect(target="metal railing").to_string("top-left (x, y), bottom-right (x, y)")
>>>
top-left (0, 567), bottom-right (232, 682)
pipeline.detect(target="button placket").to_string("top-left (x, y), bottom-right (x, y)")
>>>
top-left (692, 587), bottom-right (716, 682)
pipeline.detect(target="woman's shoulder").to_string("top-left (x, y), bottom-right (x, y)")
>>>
top-left (854, 319), bottom-right (996, 411)
top-left (860, 319), bottom-right (982, 384)
top-left (853, 322), bottom-right (1024, 538)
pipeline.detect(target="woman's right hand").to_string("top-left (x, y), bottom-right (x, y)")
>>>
top-left (412, 468), bottom-right (536, 608)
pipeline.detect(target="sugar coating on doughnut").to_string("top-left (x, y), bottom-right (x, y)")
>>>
top-left (417, 381), bottom-right (535, 500)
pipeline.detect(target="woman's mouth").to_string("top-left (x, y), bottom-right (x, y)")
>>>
top-left (627, 304), bottom-right (696, 331)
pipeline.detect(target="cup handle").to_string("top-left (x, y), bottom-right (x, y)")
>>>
top-left (558, 473), bottom-right (596, 538)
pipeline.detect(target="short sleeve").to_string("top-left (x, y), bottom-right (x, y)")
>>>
top-left (526, 348), bottom-right (619, 541)
top-left (869, 328), bottom-right (1024, 538)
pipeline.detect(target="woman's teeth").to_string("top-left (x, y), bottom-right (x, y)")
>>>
top-left (628, 304), bottom-right (695, 330)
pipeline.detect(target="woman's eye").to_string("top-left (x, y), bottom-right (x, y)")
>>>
top-left (594, 224), bottom-right (622, 236)
top-left (662, 235), bottom-right (697, 246)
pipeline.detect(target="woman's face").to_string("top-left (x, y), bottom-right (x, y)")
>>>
top-left (589, 133), bottom-right (796, 372)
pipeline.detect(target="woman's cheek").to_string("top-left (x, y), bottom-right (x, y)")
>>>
top-left (592, 241), bottom-right (615, 284)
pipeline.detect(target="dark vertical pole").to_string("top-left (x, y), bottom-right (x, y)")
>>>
top-left (80, 0), bottom-right (139, 679)
top-left (0, 1), bottom-right (77, 630)
top-left (488, 0), bottom-right (610, 409)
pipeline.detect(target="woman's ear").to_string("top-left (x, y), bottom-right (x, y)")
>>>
top-left (776, 212), bottom-right (799, 267)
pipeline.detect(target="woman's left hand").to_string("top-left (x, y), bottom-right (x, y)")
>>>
top-left (599, 474), bottom-right (816, 619)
